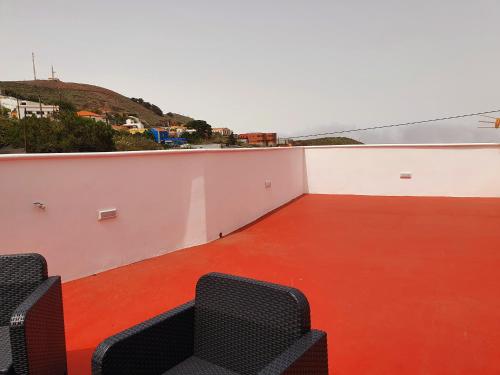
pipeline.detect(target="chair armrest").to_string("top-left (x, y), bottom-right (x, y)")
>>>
top-left (9, 276), bottom-right (67, 375)
top-left (258, 330), bottom-right (328, 375)
top-left (92, 301), bottom-right (195, 375)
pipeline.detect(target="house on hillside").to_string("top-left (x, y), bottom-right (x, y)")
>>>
top-left (121, 116), bottom-right (146, 130)
top-left (77, 111), bottom-right (106, 123)
top-left (0, 95), bottom-right (59, 119)
top-left (212, 127), bottom-right (233, 136)
top-left (239, 133), bottom-right (277, 146)
top-left (149, 128), bottom-right (186, 145)
top-left (168, 125), bottom-right (196, 137)
top-left (129, 128), bottom-right (146, 135)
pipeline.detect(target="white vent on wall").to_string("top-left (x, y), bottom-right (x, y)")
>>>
top-left (400, 172), bottom-right (412, 179)
top-left (98, 208), bottom-right (118, 221)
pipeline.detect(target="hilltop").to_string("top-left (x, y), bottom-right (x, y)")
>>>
top-left (0, 80), bottom-right (193, 126)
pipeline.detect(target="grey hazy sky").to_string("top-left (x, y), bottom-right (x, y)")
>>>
top-left (1, 0), bottom-right (499, 143)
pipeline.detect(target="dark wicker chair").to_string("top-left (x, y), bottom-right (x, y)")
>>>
top-left (0, 253), bottom-right (67, 375)
top-left (92, 273), bottom-right (328, 374)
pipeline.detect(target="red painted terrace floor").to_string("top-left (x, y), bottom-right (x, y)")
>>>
top-left (62, 194), bottom-right (500, 374)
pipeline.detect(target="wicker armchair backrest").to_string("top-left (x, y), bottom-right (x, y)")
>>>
top-left (194, 273), bottom-right (311, 375)
top-left (0, 253), bottom-right (48, 326)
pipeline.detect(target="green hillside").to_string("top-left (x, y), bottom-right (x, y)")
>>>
top-left (0, 80), bottom-right (193, 126)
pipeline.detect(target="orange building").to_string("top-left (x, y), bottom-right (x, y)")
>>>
top-left (238, 132), bottom-right (277, 146)
top-left (77, 110), bottom-right (106, 123)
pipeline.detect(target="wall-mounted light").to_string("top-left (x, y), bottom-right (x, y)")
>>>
top-left (98, 208), bottom-right (118, 221)
top-left (33, 202), bottom-right (46, 210)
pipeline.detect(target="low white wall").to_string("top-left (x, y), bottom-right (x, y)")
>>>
top-left (0, 148), bottom-right (304, 280)
top-left (3, 144), bottom-right (499, 280)
top-left (304, 144), bottom-right (500, 197)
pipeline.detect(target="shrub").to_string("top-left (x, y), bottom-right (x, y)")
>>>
top-left (113, 132), bottom-right (163, 151)
top-left (6, 114), bottom-right (115, 153)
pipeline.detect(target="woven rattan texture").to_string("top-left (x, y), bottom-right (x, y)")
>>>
top-left (92, 302), bottom-right (195, 375)
top-left (92, 273), bottom-right (328, 375)
top-left (0, 254), bottom-right (47, 327)
top-left (194, 273), bottom-right (311, 375)
top-left (1, 254), bottom-right (67, 375)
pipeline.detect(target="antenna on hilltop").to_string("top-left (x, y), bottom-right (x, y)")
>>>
top-left (32, 52), bottom-right (37, 80)
top-left (49, 65), bottom-right (59, 81)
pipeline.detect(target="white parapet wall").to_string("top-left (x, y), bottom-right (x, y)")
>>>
top-left (0, 148), bottom-right (305, 280)
top-left (2, 143), bottom-right (500, 280)
top-left (304, 143), bottom-right (500, 197)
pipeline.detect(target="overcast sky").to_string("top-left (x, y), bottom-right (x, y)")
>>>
top-left (1, 0), bottom-right (499, 143)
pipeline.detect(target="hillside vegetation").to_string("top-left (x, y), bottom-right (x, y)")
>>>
top-left (0, 80), bottom-right (192, 126)
top-left (0, 111), bottom-right (164, 153)
top-left (292, 137), bottom-right (362, 146)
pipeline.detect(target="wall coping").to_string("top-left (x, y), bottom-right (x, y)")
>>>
top-left (0, 146), bottom-right (295, 162)
top-left (1, 143), bottom-right (499, 162)
top-left (302, 143), bottom-right (500, 150)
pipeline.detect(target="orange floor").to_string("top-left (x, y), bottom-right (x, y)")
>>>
top-left (63, 194), bottom-right (500, 374)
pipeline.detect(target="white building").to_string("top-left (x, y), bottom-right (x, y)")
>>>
top-left (212, 127), bottom-right (232, 136)
top-left (167, 125), bottom-right (197, 137)
top-left (0, 95), bottom-right (59, 119)
top-left (0, 96), bottom-right (18, 112)
top-left (121, 116), bottom-right (146, 130)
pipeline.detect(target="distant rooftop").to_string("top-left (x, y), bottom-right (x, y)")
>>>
top-left (76, 110), bottom-right (104, 117)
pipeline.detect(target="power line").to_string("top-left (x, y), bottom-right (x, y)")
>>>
top-left (291, 109), bottom-right (500, 139)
